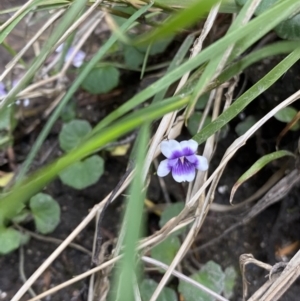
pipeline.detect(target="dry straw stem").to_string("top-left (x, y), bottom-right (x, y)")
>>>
top-left (0, 9), bottom-right (65, 82)
top-left (0, 0), bottom-right (36, 32)
top-left (240, 253), bottom-right (272, 300)
top-left (257, 249), bottom-right (300, 301)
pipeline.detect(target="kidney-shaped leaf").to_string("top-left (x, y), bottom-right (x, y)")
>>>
top-left (30, 193), bottom-right (60, 234)
top-left (59, 119), bottom-right (92, 152)
top-left (274, 106), bottom-right (300, 130)
top-left (235, 115), bottom-right (257, 136)
top-left (159, 202), bottom-right (185, 228)
top-left (230, 150), bottom-right (295, 204)
top-left (275, 14), bottom-right (300, 41)
top-left (151, 236), bottom-right (180, 266)
top-left (188, 112), bottom-right (212, 136)
top-left (179, 261), bottom-right (225, 301)
top-left (59, 155), bottom-right (104, 190)
top-left (224, 266), bottom-right (237, 299)
top-left (140, 279), bottom-right (177, 301)
top-left (0, 227), bottom-right (23, 255)
top-left (81, 66), bottom-right (120, 94)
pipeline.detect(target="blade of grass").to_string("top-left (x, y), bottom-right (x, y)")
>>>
top-left (111, 123), bottom-right (148, 301)
top-left (181, 41), bottom-right (300, 95)
top-left (136, 0), bottom-right (220, 44)
top-left (152, 33), bottom-right (194, 103)
top-left (193, 47), bottom-right (300, 145)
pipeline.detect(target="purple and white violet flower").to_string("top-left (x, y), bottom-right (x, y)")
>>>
top-left (157, 139), bottom-right (208, 183)
top-left (55, 44), bottom-right (86, 68)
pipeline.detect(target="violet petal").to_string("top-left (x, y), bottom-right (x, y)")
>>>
top-left (160, 140), bottom-right (181, 158)
top-left (157, 159), bottom-right (171, 177)
top-left (195, 155), bottom-right (209, 171)
top-left (172, 159), bottom-right (196, 182)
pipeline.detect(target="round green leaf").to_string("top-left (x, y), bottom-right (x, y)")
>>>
top-left (151, 236), bottom-right (180, 266)
top-left (59, 155), bottom-right (104, 190)
top-left (140, 279), bottom-right (177, 301)
top-left (159, 202), bottom-right (185, 228)
top-left (224, 266), bottom-right (237, 299)
top-left (196, 93), bottom-right (210, 110)
top-left (81, 66), bottom-right (120, 94)
top-left (29, 193), bottom-right (60, 234)
top-left (274, 106), bottom-right (300, 130)
top-left (179, 261), bottom-right (225, 301)
top-left (187, 112), bottom-right (212, 136)
top-left (59, 119), bottom-right (92, 152)
top-left (137, 36), bottom-right (174, 55)
top-left (60, 100), bottom-right (76, 122)
top-left (235, 115), bottom-right (257, 136)
top-left (124, 46), bottom-right (144, 68)
top-left (0, 227), bottom-right (23, 254)
top-left (275, 14), bottom-right (300, 41)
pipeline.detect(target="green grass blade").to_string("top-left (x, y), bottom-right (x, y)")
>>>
top-left (112, 123), bottom-right (149, 301)
top-left (193, 48), bottom-right (300, 145)
top-left (135, 0), bottom-right (220, 44)
top-left (215, 41), bottom-right (300, 88)
top-left (182, 41), bottom-right (300, 95)
top-left (152, 33), bottom-right (194, 103)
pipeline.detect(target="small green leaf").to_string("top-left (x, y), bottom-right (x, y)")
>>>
top-left (81, 66), bottom-right (120, 94)
top-left (59, 155), bottom-right (104, 190)
top-left (159, 202), bottom-right (185, 228)
top-left (12, 209), bottom-right (31, 223)
top-left (0, 101), bottom-right (16, 149)
top-left (124, 46), bottom-right (144, 68)
top-left (140, 279), bottom-right (177, 301)
top-left (0, 227), bottom-right (23, 254)
top-left (29, 193), bottom-right (60, 234)
top-left (230, 150), bottom-right (295, 203)
top-left (224, 266), bottom-right (237, 299)
top-left (137, 36), bottom-right (174, 55)
top-left (196, 93), bottom-right (210, 110)
top-left (188, 112), bottom-right (212, 136)
top-left (235, 115), bottom-right (257, 136)
top-left (274, 106), bottom-right (300, 130)
top-left (151, 236), bottom-right (180, 266)
top-left (59, 119), bottom-right (92, 152)
top-left (179, 261), bottom-right (225, 301)
top-left (275, 14), bottom-right (300, 41)
top-left (60, 100), bottom-right (76, 122)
